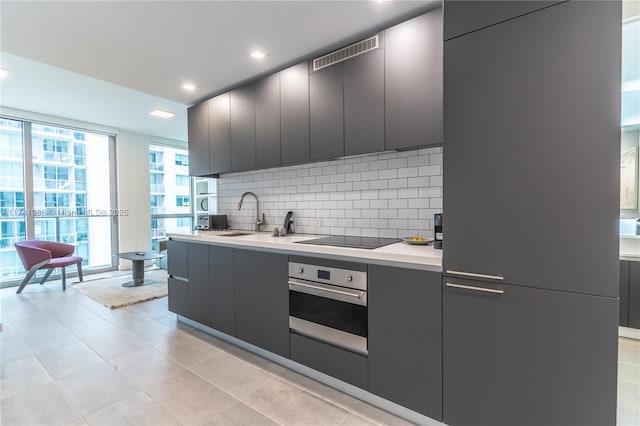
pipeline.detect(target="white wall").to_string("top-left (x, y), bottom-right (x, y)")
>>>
top-left (116, 130), bottom-right (152, 268)
top-left (218, 147), bottom-right (443, 238)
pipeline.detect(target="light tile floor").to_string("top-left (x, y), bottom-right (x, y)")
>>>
top-left (1, 275), bottom-right (639, 426)
top-left (0, 276), bottom-right (411, 426)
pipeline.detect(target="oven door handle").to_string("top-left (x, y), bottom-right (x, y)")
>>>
top-left (288, 279), bottom-right (367, 306)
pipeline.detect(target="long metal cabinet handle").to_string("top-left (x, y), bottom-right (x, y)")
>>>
top-left (446, 282), bottom-right (504, 294)
top-left (288, 280), bottom-right (363, 299)
top-left (446, 270), bottom-right (504, 281)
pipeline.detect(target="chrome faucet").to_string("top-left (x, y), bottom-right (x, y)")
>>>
top-left (237, 191), bottom-right (265, 232)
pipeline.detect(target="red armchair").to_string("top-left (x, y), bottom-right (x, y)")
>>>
top-left (14, 241), bottom-right (83, 294)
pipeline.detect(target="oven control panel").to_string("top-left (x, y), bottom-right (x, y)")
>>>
top-left (288, 262), bottom-right (366, 291)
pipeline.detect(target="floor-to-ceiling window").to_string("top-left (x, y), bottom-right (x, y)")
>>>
top-left (0, 119), bottom-right (26, 279)
top-left (149, 144), bottom-right (193, 251)
top-left (0, 118), bottom-right (117, 285)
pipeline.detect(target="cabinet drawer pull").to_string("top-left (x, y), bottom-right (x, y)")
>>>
top-left (446, 282), bottom-right (504, 294)
top-left (446, 270), bottom-right (504, 281)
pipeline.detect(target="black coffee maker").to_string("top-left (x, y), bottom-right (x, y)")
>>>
top-left (434, 213), bottom-right (443, 249)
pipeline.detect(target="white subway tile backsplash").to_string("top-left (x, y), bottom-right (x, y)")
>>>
top-left (370, 180), bottom-right (388, 190)
top-left (398, 167), bottom-right (418, 178)
top-left (353, 181), bottom-right (370, 191)
top-left (388, 178), bottom-right (408, 189)
top-left (419, 165), bottom-right (441, 176)
top-left (362, 209), bottom-right (379, 219)
top-left (388, 157), bottom-right (408, 169)
top-left (370, 199), bottom-right (389, 209)
top-left (362, 228), bottom-right (380, 237)
top-left (353, 162), bottom-right (370, 172)
top-left (379, 169), bottom-right (398, 180)
top-left (361, 171), bottom-right (379, 181)
top-left (218, 148), bottom-right (442, 237)
top-left (353, 200), bottom-right (370, 209)
top-left (389, 199), bottom-right (408, 209)
top-left (337, 182), bottom-right (352, 192)
top-left (407, 155), bottom-right (430, 167)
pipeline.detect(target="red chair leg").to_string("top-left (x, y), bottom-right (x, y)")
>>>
top-left (62, 267), bottom-right (66, 290)
top-left (77, 262), bottom-right (83, 282)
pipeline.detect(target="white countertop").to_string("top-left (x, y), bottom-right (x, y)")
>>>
top-left (167, 231), bottom-right (443, 271)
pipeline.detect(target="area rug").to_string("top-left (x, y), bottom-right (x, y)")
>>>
top-left (71, 269), bottom-right (168, 309)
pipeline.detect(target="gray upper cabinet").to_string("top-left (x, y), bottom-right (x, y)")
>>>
top-left (310, 63), bottom-right (344, 161)
top-left (187, 101), bottom-right (210, 177)
top-left (230, 85), bottom-right (256, 172)
top-left (233, 249), bottom-right (289, 358)
top-left (209, 93), bottom-right (232, 175)
top-left (443, 0), bottom-right (565, 40)
top-left (255, 74), bottom-right (281, 169)
top-left (443, 1), bottom-right (621, 296)
top-left (280, 62), bottom-right (310, 165)
top-left (443, 278), bottom-right (617, 426)
top-left (385, 8), bottom-right (443, 150)
top-left (368, 265), bottom-right (442, 420)
top-left (344, 48), bottom-right (385, 156)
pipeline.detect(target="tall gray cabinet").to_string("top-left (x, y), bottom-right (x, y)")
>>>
top-left (443, 0), bottom-right (620, 296)
top-left (442, 1), bottom-right (621, 425)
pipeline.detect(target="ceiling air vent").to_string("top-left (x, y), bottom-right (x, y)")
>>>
top-left (313, 35), bottom-right (379, 71)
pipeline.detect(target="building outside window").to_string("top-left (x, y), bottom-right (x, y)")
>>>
top-left (149, 144), bottom-right (192, 251)
top-left (0, 118), bottom-right (117, 283)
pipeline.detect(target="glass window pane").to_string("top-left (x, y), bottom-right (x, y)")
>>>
top-left (0, 119), bottom-right (25, 281)
top-left (31, 124), bottom-right (113, 270)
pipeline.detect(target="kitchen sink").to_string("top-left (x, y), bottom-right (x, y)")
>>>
top-left (217, 232), bottom-right (253, 237)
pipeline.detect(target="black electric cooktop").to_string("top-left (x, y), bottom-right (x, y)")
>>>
top-left (295, 236), bottom-right (401, 249)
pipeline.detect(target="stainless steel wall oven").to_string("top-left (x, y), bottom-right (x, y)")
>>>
top-left (288, 261), bottom-right (367, 355)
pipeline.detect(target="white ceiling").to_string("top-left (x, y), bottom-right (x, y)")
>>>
top-left (0, 1), bottom-right (436, 142)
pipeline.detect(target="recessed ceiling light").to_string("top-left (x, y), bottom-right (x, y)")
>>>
top-left (182, 83), bottom-right (196, 91)
top-left (0, 68), bottom-right (8, 79)
top-left (250, 51), bottom-right (266, 60)
top-left (150, 110), bottom-right (175, 119)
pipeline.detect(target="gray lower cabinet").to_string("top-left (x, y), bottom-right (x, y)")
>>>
top-left (233, 249), bottom-right (289, 357)
top-left (209, 93), bottom-right (232, 174)
top-left (290, 333), bottom-right (368, 389)
top-left (629, 261), bottom-right (640, 329)
top-left (187, 101), bottom-right (210, 177)
top-left (443, 1), bottom-right (621, 296)
top-left (621, 260), bottom-right (630, 327)
top-left (168, 277), bottom-right (188, 316)
top-left (255, 73), bottom-right (281, 169)
top-left (385, 8), bottom-right (442, 150)
top-left (310, 63), bottom-right (344, 161)
top-left (443, 278), bottom-right (618, 426)
top-left (186, 243), bottom-right (210, 325)
top-left (443, 0), bottom-right (564, 40)
top-left (167, 240), bottom-right (195, 319)
top-left (230, 85), bottom-right (256, 172)
top-left (368, 265), bottom-right (442, 420)
top-left (280, 62), bottom-right (310, 165)
top-left (209, 246), bottom-right (235, 335)
top-left (344, 48), bottom-right (384, 156)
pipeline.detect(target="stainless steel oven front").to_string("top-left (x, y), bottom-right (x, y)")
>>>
top-left (288, 261), bottom-right (367, 355)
